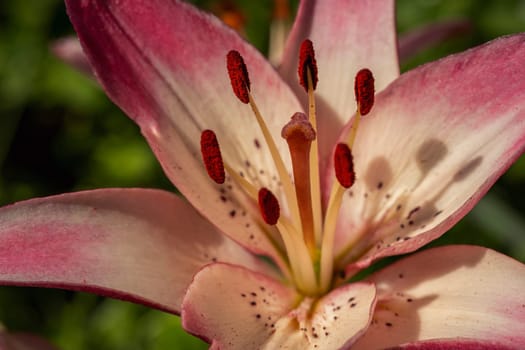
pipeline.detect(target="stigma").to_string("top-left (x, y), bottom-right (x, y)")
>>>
top-left (200, 41), bottom-right (375, 296)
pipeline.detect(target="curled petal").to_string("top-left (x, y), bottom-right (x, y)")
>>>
top-left (0, 189), bottom-right (269, 314)
top-left (353, 246), bottom-right (525, 349)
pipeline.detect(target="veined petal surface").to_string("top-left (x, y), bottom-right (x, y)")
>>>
top-left (0, 188), bottom-right (269, 314)
top-left (66, 0), bottom-right (304, 263)
top-left (353, 246), bottom-right (525, 349)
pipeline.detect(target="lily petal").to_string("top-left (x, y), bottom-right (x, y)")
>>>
top-left (262, 282), bottom-right (376, 350)
top-left (65, 0), bottom-right (303, 263)
top-left (0, 188), bottom-right (269, 314)
top-left (333, 34), bottom-right (525, 271)
top-left (181, 263), bottom-right (298, 350)
top-left (352, 245), bottom-right (525, 349)
top-left (279, 0), bottom-right (399, 163)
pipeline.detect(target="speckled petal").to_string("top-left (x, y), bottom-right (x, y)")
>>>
top-left (279, 0), bottom-right (399, 166)
top-left (181, 263), bottom-right (298, 350)
top-left (0, 188), bottom-right (271, 314)
top-left (65, 0), bottom-right (303, 265)
top-left (262, 282), bottom-right (376, 350)
top-left (352, 246), bottom-right (525, 349)
top-left (330, 34), bottom-right (525, 272)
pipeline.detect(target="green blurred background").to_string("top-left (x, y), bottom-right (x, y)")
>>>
top-left (0, 0), bottom-right (524, 349)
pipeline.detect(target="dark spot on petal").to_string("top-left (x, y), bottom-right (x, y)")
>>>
top-left (256, 314), bottom-right (261, 319)
top-left (220, 195), bottom-right (227, 202)
top-left (377, 181), bottom-right (383, 189)
top-left (250, 301), bottom-right (257, 306)
top-left (251, 292), bottom-right (257, 297)
top-left (386, 322), bottom-right (393, 327)
top-left (229, 210), bottom-right (236, 217)
top-left (407, 298), bottom-right (413, 303)
top-left (254, 139), bottom-right (261, 149)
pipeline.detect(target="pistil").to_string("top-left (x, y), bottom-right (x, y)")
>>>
top-left (281, 112), bottom-right (316, 253)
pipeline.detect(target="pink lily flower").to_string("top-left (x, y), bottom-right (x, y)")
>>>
top-left (1, 0), bottom-right (525, 348)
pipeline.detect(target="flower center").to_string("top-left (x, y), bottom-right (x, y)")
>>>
top-left (200, 40), bottom-right (375, 296)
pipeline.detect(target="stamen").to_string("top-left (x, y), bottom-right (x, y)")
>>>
top-left (258, 188), bottom-right (280, 225)
top-left (298, 39), bottom-right (318, 92)
top-left (347, 69), bottom-right (375, 148)
top-left (282, 112), bottom-right (316, 252)
top-left (200, 130), bottom-right (225, 184)
top-left (334, 143), bottom-right (355, 188)
top-left (319, 143), bottom-right (356, 291)
top-left (298, 39), bottom-right (322, 245)
top-left (354, 68), bottom-right (375, 116)
top-left (226, 51), bottom-right (300, 227)
top-left (227, 50), bottom-right (250, 104)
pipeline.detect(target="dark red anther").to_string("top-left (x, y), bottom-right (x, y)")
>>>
top-left (227, 50), bottom-right (251, 104)
top-left (354, 68), bottom-right (375, 115)
top-left (298, 39), bottom-right (318, 92)
top-left (200, 130), bottom-right (226, 184)
top-left (258, 188), bottom-right (280, 225)
top-left (334, 143), bottom-right (355, 188)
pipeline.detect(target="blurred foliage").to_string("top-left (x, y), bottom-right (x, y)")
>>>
top-left (0, 0), bottom-right (524, 349)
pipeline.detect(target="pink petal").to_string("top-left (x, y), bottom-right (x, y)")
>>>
top-left (0, 188), bottom-right (269, 315)
top-left (398, 19), bottom-right (472, 63)
top-left (332, 34), bottom-right (525, 272)
top-left (279, 0), bottom-right (399, 164)
top-left (181, 263), bottom-right (298, 349)
top-left (352, 246), bottom-right (525, 349)
top-left (65, 0), bottom-right (303, 264)
top-left (0, 331), bottom-right (60, 350)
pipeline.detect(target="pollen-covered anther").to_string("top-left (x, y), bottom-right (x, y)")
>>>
top-left (200, 129), bottom-right (225, 184)
top-left (227, 50), bottom-right (251, 104)
top-left (258, 188), bottom-right (280, 225)
top-left (298, 39), bottom-right (318, 92)
top-left (334, 143), bottom-right (355, 188)
top-left (354, 68), bottom-right (375, 115)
